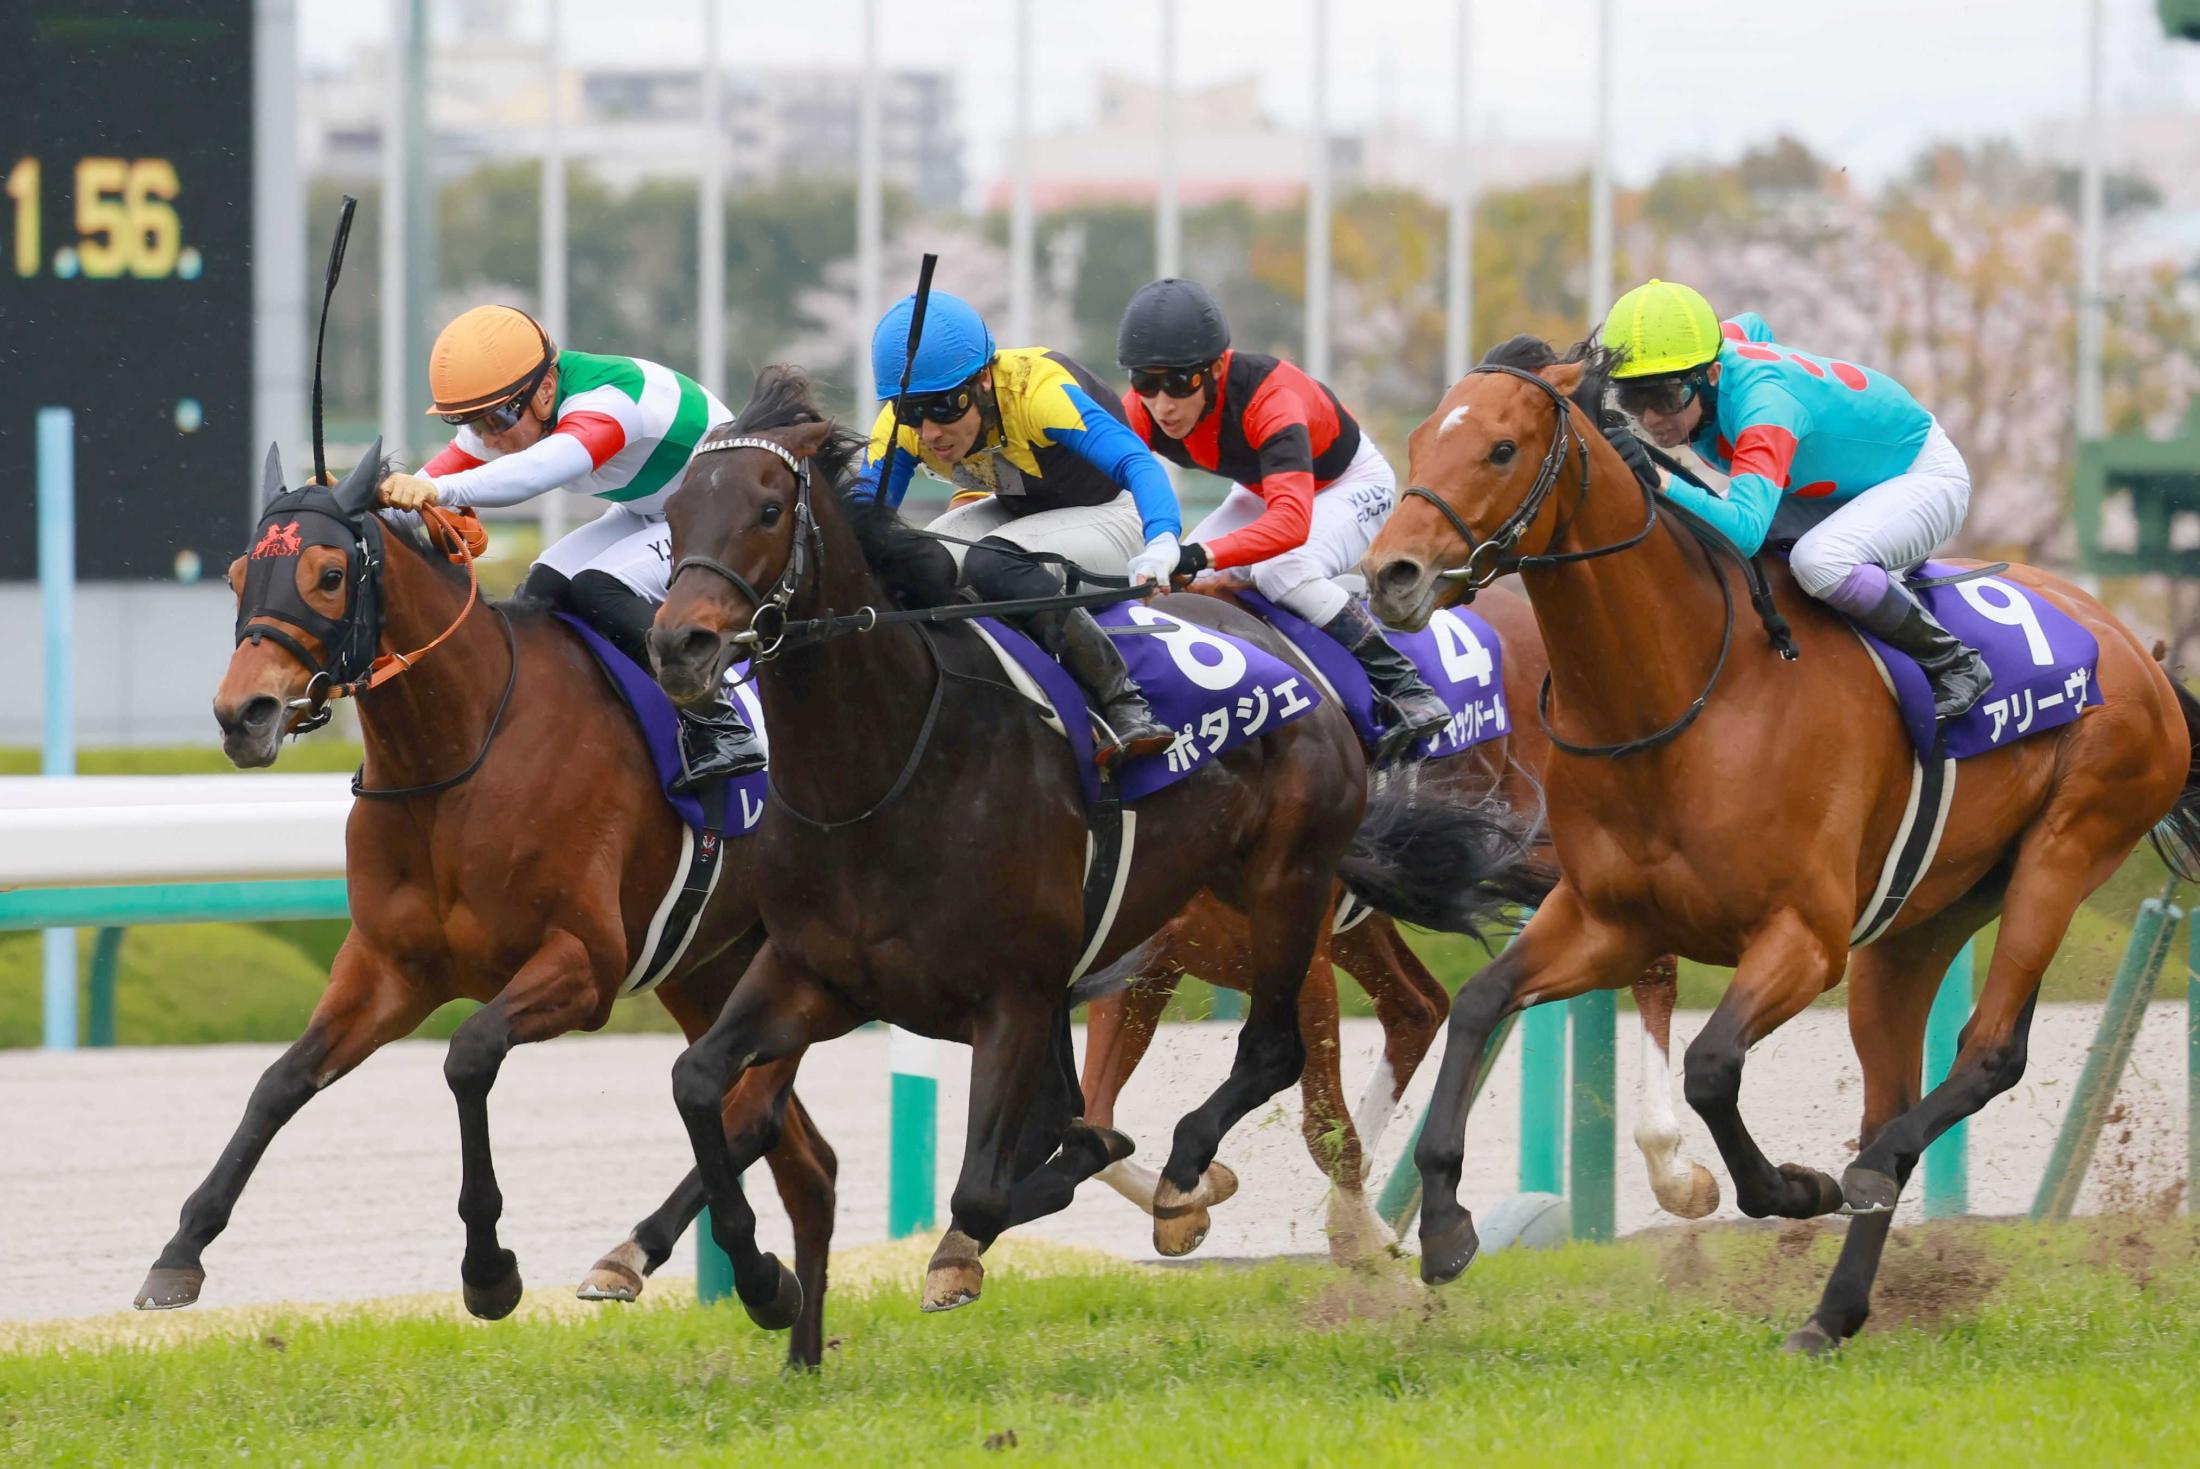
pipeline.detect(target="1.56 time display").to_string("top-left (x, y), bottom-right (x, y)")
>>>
top-left (0, 2), bottom-right (254, 581)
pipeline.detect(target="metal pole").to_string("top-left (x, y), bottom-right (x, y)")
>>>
top-left (378, 0), bottom-right (409, 453)
top-left (1444, 0), bottom-right (1473, 383)
top-left (888, 1026), bottom-right (940, 1236)
top-left (698, 0), bottom-right (726, 395)
top-left (401, 0), bottom-right (434, 468)
top-left (1518, 1000), bottom-right (1565, 1194)
top-left (696, 1208), bottom-right (733, 1304)
top-left (1922, 941), bottom-right (1974, 1218)
top-left (1586, 0), bottom-right (1614, 327)
top-left (1007, 0), bottom-right (1035, 345)
top-left (1305, 0), bottom-right (1331, 379)
top-left (87, 927), bottom-right (123, 1048)
top-left (2033, 894), bottom-right (2182, 1221)
top-left (252, 0), bottom-right (306, 513)
top-left (2075, 0), bottom-right (2107, 441)
top-left (1567, 988), bottom-right (1616, 1241)
top-left (855, 0), bottom-right (882, 419)
top-left (38, 407), bottom-right (77, 1052)
top-left (540, 0), bottom-right (569, 546)
top-left (1156, 0), bottom-right (1180, 278)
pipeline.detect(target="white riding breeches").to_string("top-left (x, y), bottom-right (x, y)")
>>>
top-left (926, 491), bottom-right (1148, 580)
top-left (1189, 434), bottom-right (1397, 627)
top-left (1777, 418), bottom-right (1971, 601)
top-left (535, 501), bottom-right (674, 601)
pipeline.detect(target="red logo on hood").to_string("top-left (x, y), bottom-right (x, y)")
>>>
top-left (251, 520), bottom-right (304, 559)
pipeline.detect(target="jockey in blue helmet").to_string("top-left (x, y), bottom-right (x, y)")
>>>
top-left (854, 290), bottom-right (1182, 766)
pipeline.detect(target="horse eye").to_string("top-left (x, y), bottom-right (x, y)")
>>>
top-left (760, 502), bottom-right (784, 527)
top-left (318, 567), bottom-right (344, 591)
top-left (1490, 440), bottom-right (1518, 466)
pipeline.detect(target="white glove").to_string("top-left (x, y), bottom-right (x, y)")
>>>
top-left (1126, 532), bottom-right (1181, 587)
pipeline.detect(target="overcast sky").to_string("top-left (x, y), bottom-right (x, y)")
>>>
top-left (305, 0), bottom-right (2200, 191)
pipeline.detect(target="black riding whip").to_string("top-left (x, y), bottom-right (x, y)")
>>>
top-left (310, 196), bottom-right (359, 488)
top-left (867, 251), bottom-right (938, 509)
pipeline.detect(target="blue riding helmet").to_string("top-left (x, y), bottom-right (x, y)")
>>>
top-left (871, 290), bottom-right (996, 396)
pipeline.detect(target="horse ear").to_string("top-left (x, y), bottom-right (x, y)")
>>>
top-left (1539, 361), bottom-right (1586, 396)
top-left (332, 437), bottom-right (383, 515)
top-left (780, 420), bottom-right (834, 459)
top-left (260, 443), bottom-right (287, 505)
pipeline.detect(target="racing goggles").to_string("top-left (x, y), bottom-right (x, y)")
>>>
top-left (1128, 365), bottom-right (1209, 400)
top-left (440, 360), bottom-right (552, 431)
top-left (895, 380), bottom-right (980, 426)
top-left (1612, 371), bottom-right (1706, 420)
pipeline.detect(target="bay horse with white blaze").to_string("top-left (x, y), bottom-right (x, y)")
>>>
top-left (1364, 338), bottom-right (2200, 1351)
top-left (145, 447), bottom-right (840, 1367)
top-left (645, 368), bottom-right (1536, 1324)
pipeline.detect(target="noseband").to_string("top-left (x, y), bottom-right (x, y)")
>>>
top-left (671, 434), bottom-right (821, 660)
top-left (1401, 363), bottom-right (1657, 592)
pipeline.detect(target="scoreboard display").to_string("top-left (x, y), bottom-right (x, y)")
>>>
top-left (0, 2), bottom-right (254, 581)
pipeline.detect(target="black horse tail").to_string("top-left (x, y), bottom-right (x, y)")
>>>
top-left (1337, 772), bottom-right (1555, 943)
top-left (2148, 679), bottom-right (2200, 882)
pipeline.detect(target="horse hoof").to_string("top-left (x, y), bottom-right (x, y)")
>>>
top-left (922, 1230), bottom-right (985, 1312)
top-left (1839, 1166), bottom-right (1900, 1217)
top-left (1668, 1163), bottom-right (1721, 1220)
top-left (1782, 1321), bottom-right (1840, 1357)
top-left (743, 1255), bottom-right (804, 1331)
top-left (1200, 1162), bottom-right (1240, 1208)
top-left (1152, 1167), bottom-right (1234, 1258)
top-left (1152, 1204), bottom-right (1212, 1258)
top-left (1065, 1120), bottom-right (1137, 1168)
top-left (1419, 1214), bottom-right (1480, 1286)
top-left (577, 1239), bottom-right (650, 1303)
top-left (134, 1266), bottom-right (206, 1311)
top-left (1779, 1162), bottom-right (1846, 1217)
top-left (463, 1263), bottom-right (524, 1321)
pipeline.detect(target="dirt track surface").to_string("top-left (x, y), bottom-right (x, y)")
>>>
top-left (3, 1005), bottom-right (2187, 1323)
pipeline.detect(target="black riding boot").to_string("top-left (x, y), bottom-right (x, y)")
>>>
top-left (672, 689), bottom-right (768, 790)
top-left (567, 568), bottom-right (768, 788)
top-left (1322, 600), bottom-right (1452, 745)
top-left (1853, 578), bottom-right (1993, 723)
top-left (1033, 608), bottom-right (1176, 770)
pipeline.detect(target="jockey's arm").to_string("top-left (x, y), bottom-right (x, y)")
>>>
top-left (1046, 384), bottom-right (1181, 542)
top-left (848, 408), bottom-right (923, 508)
top-left (1661, 388), bottom-right (1810, 557)
top-left (1197, 383), bottom-right (1317, 570)
top-left (421, 412), bottom-right (627, 510)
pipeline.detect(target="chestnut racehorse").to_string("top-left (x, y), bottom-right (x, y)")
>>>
top-left (146, 448), bottom-right (840, 1367)
top-left (1365, 338), bottom-right (2200, 1352)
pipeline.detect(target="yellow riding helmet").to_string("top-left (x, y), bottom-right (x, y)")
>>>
top-left (425, 305), bottom-right (557, 417)
top-left (1600, 279), bottom-right (1721, 379)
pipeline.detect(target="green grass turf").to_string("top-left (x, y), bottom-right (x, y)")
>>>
top-left (6, 1217), bottom-right (2199, 1465)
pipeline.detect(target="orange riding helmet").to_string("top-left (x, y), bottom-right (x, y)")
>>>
top-left (425, 305), bottom-right (557, 420)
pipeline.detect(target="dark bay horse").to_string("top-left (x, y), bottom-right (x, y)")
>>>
top-left (646, 368), bottom-right (1536, 1322)
top-left (144, 448), bottom-right (839, 1366)
top-left (1081, 583), bottom-right (1715, 1260)
top-left (1363, 340), bottom-right (2200, 1351)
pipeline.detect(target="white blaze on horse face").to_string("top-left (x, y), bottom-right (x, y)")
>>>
top-left (1439, 405), bottom-right (1473, 436)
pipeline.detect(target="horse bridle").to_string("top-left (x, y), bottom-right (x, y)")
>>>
top-left (1401, 363), bottom-right (1658, 592)
top-left (1398, 363), bottom-right (1734, 760)
top-left (671, 434), bottom-right (823, 661)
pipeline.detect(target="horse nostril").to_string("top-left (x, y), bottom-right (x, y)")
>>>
top-left (218, 695), bottom-right (281, 737)
top-left (1376, 559), bottom-right (1426, 596)
top-left (677, 627), bottom-right (719, 667)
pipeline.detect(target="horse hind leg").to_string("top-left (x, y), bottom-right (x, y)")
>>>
top-left (1337, 915), bottom-right (1448, 1157)
top-left (137, 945), bottom-right (434, 1310)
top-left (1289, 953), bottom-right (1390, 1264)
top-left (444, 930), bottom-right (606, 1321)
top-left (1628, 956), bottom-right (1720, 1219)
top-left (1080, 971), bottom-right (1182, 1216)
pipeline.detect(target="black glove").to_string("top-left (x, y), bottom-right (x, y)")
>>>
top-left (1174, 541), bottom-right (1211, 578)
top-left (1598, 410), bottom-right (1662, 491)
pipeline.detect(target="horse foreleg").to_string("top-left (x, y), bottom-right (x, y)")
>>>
top-left (136, 942), bottom-right (434, 1309)
top-left (444, 930), bottom-right (606, 1320)
top-left (1294, 955), bottom-right (1390, 1263)
top-left (1417, 890), bottom-right (1648, 1286)
top-left (1080, 975), bottom-right (1179, 1214)
top-left (1682, 912), bottom-right (1850, 1222)
top-left (924, 992), bottom-right (1058, 1312)
top-left (1003, 1004), bottom-right (1132, 1231)
top-left (1784, 927), bottom-right (1948, 1355)
top-left (670, 942), bottom-right (847, 1334)
top-left (1628, 956), bottom-right (1720, 1219)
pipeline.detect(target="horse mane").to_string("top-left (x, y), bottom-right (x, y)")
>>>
top-left (712, 364), bottom-right (959, 610)
top-left (1478, 333), bottom-right (1621, 424)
